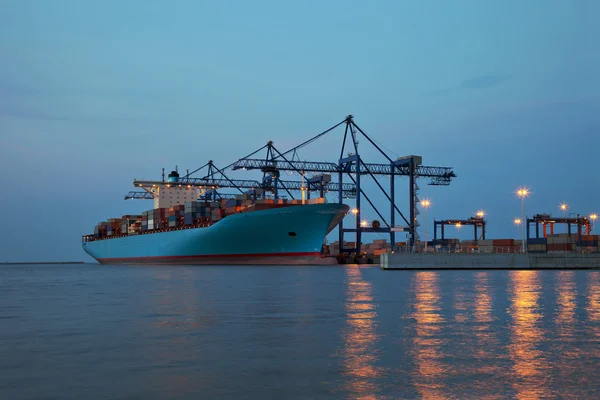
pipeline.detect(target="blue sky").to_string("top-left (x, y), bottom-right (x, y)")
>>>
top-left (1, 0), bottom-right (598, 261)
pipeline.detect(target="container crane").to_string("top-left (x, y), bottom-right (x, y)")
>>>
top-left (433, 217), bottom-right (487, 242)
top-left (231, 115), bottom-right (456, 256)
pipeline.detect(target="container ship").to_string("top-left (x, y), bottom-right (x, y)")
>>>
top-left (82, 171), bottom-right (349, 265)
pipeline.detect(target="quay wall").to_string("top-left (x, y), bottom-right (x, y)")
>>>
top-left (381, 252), bottom-right (600, 270)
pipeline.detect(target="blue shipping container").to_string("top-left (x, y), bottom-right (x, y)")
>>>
top-left (527, 238), bottom-right (547, 245)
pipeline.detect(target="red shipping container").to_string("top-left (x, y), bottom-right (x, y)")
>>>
top-left (493, 239), bottom-right (515, 246)
top-left (547, 243), bottom-right (573, 252)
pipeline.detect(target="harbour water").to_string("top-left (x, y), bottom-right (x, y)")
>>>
top-left (1, 264), bottom-right (600, 399)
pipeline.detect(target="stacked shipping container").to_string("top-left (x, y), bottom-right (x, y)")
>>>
top-left (166, 205), bottom-right (185, 228)
top-left (121, 215), bottom-right (142, 235)
top-left (432, 238), bottom-right (460, 252)
top-left (90, 196), bottom-right (332, 242)
top-left (547, 234), bottom-right (576, 254)
top-left (327, 239), bottom-right (401, 256)
top-left (527, 234), bottom-right (600, 253)
top-left (154, 208), bottom-right (166, 230)
top-left (324, 235), bottom-right (600, 257)
top-left (577, 235), bottom-right (599, 253)
top-left (545, 233), bottom-right (599, 254)
top-left (184, 201), bottom-right (212, 225)
top-left (527, 238), bottom-right (547, 253)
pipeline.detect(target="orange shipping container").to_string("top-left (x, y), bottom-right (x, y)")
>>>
top-left (547, 243), bottom-right (573, 252)
top-left (493, 239), bottom-right (515, 246)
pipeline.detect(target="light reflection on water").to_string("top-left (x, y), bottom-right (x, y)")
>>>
top-left (556, 271), bottom-right (577, 339)
top-left (409, 271), bottom-right (449, 399)
top-left (471, 271), bottom-right (504, 397)
top-left (3, 265), bottom-right (600, 399)
top-left (147, 268), bottom-right (213, 396)
top-left (341, 266), bottom-right (380, 399)
top-left (473, 272), bottom-right (498, 349)
top-left (587, 272), bottom-right (600, 323)
top-left (507, 270), bottom-right (551, 399)
top-left (553, 270), bottom-right (590, 396)
top-left (586, 272), bottom-right (600, 360)
top-left (404, 270), bottom-right (600, 399)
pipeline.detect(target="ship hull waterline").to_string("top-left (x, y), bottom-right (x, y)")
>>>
top-left (82, 203), bottom-right (349, 265)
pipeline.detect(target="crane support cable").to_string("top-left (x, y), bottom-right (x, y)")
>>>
top-left (274, 119), bottom-right (347, 160)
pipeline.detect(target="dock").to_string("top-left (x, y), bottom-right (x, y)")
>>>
top-left (380, 252), bottom-right (600, 270)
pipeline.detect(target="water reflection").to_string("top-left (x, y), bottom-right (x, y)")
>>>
top-left (453, 275), bottom-right (469, 324)
top-left (341, 266), bottom-right (380, 398)
top-left (146, 268), bottom-right (211, 396)
top-left (409, 271), bottom-right (448, 399)
top-left (553, 270), bottom-right (587, 394)
top-left (587, 272), bottom-right (600, 324)
top-left (556, 271), bottom-right (576, 338)
top-left (473, 273), bottom-right (494, 331)
top-left (508, 270), bottom-right (550, 399)
top-left (472, 272), bottom-right (500, 374)
top-left (586, 272), bottom-right (600, 359)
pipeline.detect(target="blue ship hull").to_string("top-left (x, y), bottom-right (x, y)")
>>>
top-left (82, 203), bottom-right (349, 265)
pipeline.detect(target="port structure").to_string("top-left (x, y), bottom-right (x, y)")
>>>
top-left (527, 213), bottom-right (592, 239)
top-left (126, 160), bottom-right (357, 201)
top-left (433, 217), bottom-right (486, 242)
top-left (230, 115), bottom-right (456, 256)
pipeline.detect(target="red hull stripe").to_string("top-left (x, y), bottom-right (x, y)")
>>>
top-left (97, 251), bottom-right (322, 263)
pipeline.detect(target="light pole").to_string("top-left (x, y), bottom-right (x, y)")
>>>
top-left (456, 222), bottom-right (462, 242)
top-left (476, 210), bottom-right (485, 240)
top-left (421, 199), bottom-right (431, 252)
top-left (516, 187), bottom-right (529, 252)
top-left (514, 218), bottom-right (522, 234)
top-left (514, 218), bottom-right (522, 252)
top-left (591, 213), bottom-right (598, 232)
top-left (351, 208), bottom-right (358, 243)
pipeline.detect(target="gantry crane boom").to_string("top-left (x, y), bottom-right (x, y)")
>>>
top-left (232, 159), bottom-right (455, 185)
top-left (131, 177), bottom-right (356, 197)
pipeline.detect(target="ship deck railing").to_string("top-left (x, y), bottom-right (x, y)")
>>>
top-left (81, 223), bottom-right (218, 243)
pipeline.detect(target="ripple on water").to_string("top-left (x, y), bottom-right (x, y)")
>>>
top-left (0, 265), bottom-right (600, 399)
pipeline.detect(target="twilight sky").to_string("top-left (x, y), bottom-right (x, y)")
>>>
top-left (1, 0), bottom-right (598, 262)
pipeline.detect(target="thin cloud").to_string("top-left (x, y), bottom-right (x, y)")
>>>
top-left (429, 75), bottom-right (511, 95)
